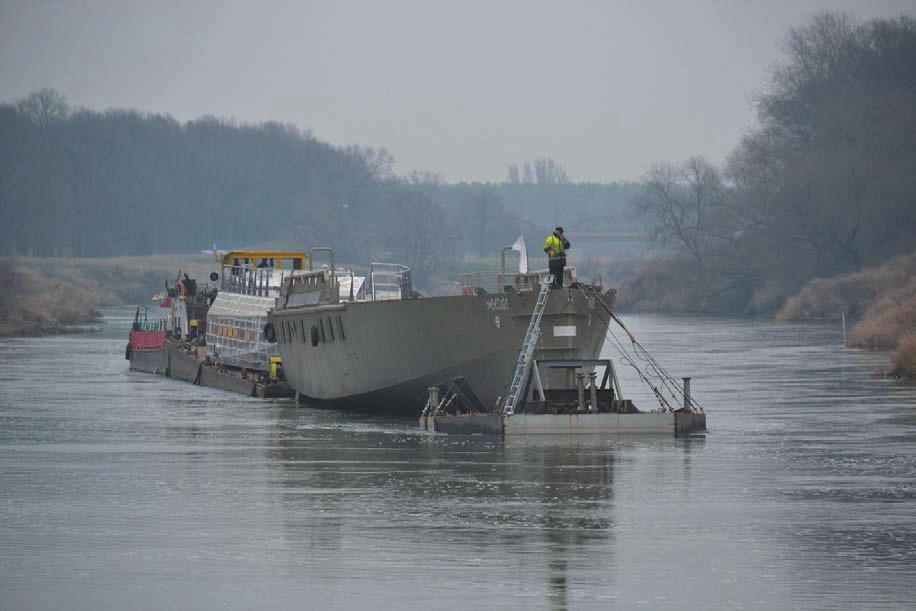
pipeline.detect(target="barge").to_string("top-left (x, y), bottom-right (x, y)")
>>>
top-left (419, 359), bottom-right (706, 436)
top-left (125, 250), bottom-right (306, 398)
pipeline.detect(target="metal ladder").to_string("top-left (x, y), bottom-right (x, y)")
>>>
top-left (502, 275), bottom-right (552, 416)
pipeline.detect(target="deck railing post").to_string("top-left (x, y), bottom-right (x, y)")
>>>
top-left (588, 371), bottom-right (598, 412)
top-left (576, 373), bottom-right (586, 411)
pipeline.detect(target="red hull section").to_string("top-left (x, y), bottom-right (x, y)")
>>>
top-left (129, 330), bottom-right (165, 351)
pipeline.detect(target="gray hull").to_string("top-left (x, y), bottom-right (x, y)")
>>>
top-left (270, 287), bottom-right (609, 413)
top-left (128, 340), bottom-right (293, 398)
top-left (129, 348), bottom-right (168, 375)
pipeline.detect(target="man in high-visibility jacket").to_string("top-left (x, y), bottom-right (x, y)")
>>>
top-left (544, 226), bottom-right (571, 288)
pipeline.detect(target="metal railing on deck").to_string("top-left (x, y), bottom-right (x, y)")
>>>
top-left (460, 271), bottom-right (544, 294)
top-left (220, 266), bottom-right (290, 298)
top-left (369, 263), bottom-right (411, 301)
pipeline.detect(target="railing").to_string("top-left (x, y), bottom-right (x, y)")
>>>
top-left (460, 271), bottom-right (544, 294)
top-left (369, 263), bottom-right (411, 301)
top-left (276, 262), bottom-right (409, 306)
top-left (280, 269), bottom-right (339, 308)
top-left (131, 305), bottom-right (164, 332)
top-left (134, 319), bottom-right (164, 332)
top-left (220, 265), bottom-right (291, 298)
top-left (285, 270), bottom-right (329, 292)
top-left (336, 267), bottom-right (362, 301)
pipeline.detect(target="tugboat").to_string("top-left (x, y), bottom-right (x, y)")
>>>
top-left (125, 250), bottom-right (307, 398)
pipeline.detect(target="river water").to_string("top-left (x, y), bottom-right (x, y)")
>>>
top-left (1, 306), bottom-right (914, 610)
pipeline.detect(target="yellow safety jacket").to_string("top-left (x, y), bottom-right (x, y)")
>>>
top-left (543, 234), bottom-right (567, 257)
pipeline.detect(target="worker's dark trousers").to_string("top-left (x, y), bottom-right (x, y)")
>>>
top-left (549, 257), bottom-right (565, 288)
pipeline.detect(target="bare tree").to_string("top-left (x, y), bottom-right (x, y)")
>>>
top-left (358, 146), bottom-right (395, 181)
top-left (635, 157), bottom-right (727, 272)
top-left (523, 161), bottom-right (534, 184)
top-left (386, 188), bottom-right (448, 284)
top-left (471, 186), bottom-right (499, 255)
top-left (506, 163), bottom-right (521, 184)
top-left (534, 158), bottom-right (570, 184)
top-left (17, 88), bottom-right (69, 132)
top-left (406, 169), bottom-right (443, 189)
top-left (506, 158), bottom-right (570, 184)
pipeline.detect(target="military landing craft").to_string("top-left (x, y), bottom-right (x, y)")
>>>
top-left (268, 248), bottom-right (614, 413)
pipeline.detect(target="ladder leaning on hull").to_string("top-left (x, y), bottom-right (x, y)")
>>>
top-left (502, 275), bottom-right (552, 416)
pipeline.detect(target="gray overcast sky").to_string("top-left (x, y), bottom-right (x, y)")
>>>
top-left (1, 0), bottom-right (913, 183)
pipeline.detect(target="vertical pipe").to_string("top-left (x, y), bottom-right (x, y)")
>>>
top-left (588, 372), bottom-right (598, 412)
top-left (683, 377), bottom-right (691, 411)
top-left (501, 246), bottom-right (513, 289)
top-left (576, 373), bottom-right (586, 411)
top-left (841, 310), bottom-right (847, 345)
top-left (426, 386), bottom-right (440, 416)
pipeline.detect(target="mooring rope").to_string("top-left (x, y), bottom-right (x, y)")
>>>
top-left (584, 288), bottom-right (704, 413)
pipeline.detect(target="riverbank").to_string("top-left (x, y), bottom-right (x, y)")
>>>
top-left (614, 252), bottom-right (916, 378)
top-left (614, 259), bottom-right (785, 316)
top-left (776, 253), bottom-right (916, 378)
top-left (0, 255), bottom-right (211, 337)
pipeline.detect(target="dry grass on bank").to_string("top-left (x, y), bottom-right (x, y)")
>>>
top-left (892, 335), bottom-right (916, 375)
top-left (777, 253), bottom-right (916, 377)
top-left (846, 278), bottom-right (916, 350)
top-left (614, 259), bottom-right (772, 315)
top-left (776, 253), bottom-right (916, 323)
top-left (0, 260), bottom-right (104, 336)
top-left (0, 255), bottom-right (215, 337)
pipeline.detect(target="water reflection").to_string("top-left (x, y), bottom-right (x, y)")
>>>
top-left (1, 307), bottom-right (914, 609)
top-left (255, 405), bottom-right (710, 608)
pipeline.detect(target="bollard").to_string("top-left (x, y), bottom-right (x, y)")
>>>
top-left (576, 373), bottom-right (586, 411)
top-left (683, 377), bottom-right (691, 411)
top-left (588, 371), bottom-right (598, 412)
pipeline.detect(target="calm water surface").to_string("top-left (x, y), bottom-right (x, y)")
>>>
top-left (1, 306), bottom-right (914, 610)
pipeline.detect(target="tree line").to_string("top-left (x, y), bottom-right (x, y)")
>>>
top-left (0, 91), bottom-right (393, 260)
top-left (633, 12), bottom-right (916, 313)
top-left (0, 91), bottom-right (639, 286)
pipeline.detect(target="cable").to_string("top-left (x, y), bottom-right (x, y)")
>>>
top-left (584, 287), bottom-right (704, 413)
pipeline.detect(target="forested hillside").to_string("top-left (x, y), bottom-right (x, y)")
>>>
top-left (0, 92), bottom-right (640, 287)
top-left (0, 94), bottom-right (390, 259)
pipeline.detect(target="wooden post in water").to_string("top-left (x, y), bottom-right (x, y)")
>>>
top-left (841, 310), bottom-right (847, 345)
top-left (683, 377), bottom-right (691, 411)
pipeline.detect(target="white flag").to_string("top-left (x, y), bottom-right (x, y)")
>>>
top-left (511, 235), bottom-right (528, 273)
